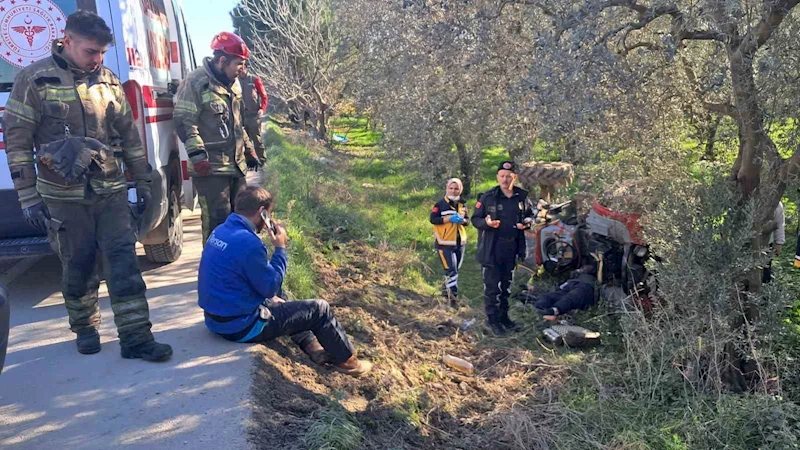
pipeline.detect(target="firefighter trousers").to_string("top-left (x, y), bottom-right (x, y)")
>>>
top-left (193, 174), bottom-right (246, 245)
top-left (244, 116), bottom-right (266, 165)
top-left (45, 191), bottom-right (154, 347)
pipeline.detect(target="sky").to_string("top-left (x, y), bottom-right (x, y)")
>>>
top-left (181, 0), bottom-right (240, 61)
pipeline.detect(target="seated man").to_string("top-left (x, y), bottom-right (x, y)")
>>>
top-left (198, 186), bottom-right (372, 377)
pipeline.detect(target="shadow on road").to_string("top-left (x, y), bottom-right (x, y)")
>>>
top-left (0, 212), bottom-right (255, 450)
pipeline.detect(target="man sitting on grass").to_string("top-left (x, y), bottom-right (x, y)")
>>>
top-left (197, 186), bottom-right (372, 377)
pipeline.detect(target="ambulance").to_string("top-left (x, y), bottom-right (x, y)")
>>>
top-left (0, 0), bottom-right (198, 263)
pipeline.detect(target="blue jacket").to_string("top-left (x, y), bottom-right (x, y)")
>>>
top-left (198, 213), bottom-right (287, 335)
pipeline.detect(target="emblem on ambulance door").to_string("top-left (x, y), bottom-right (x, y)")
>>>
top-left (0, 0), bottom-right (66, 68)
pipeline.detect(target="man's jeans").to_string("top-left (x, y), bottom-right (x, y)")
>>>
top-left (227, 299), bottom-right (354, 364)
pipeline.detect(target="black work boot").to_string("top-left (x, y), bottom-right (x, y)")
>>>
top-left (500, 316), bottom-right (521, 333)
top-left (76, 328), bottom-right (101, 355)
top-left (488, 321), bottom-right (507, 336)
top-left (121, 340), bottom-right (173, 362)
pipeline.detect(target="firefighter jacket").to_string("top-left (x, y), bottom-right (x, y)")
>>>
top-left (174, 57), bottom-right (252, 177)
top-left (430, 197), bottom-right (469, 247)
top-left (3, 40), bottom-right (150, 207)
top-left (239, 74), bottom-right (268, 120)
top-left (471, 186), bottom-right (534, 265)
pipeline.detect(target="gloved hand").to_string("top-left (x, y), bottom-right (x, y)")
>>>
top-left (136, 181), bottom-right (152, 215)
top-left (193, 160), bottom-right (212, 176)
top-left (23, 201), bottom-right (50, 232)
top-left (246, 151), bottom-right (262, 170)
top-left (449, 214), bottom-right (464, 224)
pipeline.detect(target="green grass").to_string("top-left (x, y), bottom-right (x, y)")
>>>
top-left (304, 407), bottom-right (363, 450)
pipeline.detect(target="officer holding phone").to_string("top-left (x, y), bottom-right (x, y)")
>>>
top-left (471, 161), bottom-right (535, 335)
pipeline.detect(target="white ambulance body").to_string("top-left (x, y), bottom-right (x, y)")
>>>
top-left (0, 0), bottom-right (197, 262)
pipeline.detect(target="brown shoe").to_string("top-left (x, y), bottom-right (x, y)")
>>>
top-left (333, 355), bottom-right (373, 378)
top-left (301, 339), bottom-right (332, 366)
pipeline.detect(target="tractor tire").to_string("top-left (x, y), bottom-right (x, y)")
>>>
top-left (517, 162), bottom-right (575, 190)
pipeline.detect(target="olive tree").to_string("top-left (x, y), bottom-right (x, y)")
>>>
top-left (335, 0), bottom-right (545, 195)
top-left (233, 0), bottom-right (347, 138)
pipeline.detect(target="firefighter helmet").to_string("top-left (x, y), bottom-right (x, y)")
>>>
top-left (210, 32), bottom-right (249, 59)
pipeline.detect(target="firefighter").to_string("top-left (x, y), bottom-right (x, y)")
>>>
top-left (3, 11), bottom-right (172, 360)
top-left (174, 31), bottom-right (260, 244)
top-left (239, 63), bottom-right (268, 168)
top-left (471, 161), bottom-right (535, 335)
top-left (430, 178), bottom-right (469, 305)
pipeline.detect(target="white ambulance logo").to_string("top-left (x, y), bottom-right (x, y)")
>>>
top-left (0, 0), bottom-right (66, 68)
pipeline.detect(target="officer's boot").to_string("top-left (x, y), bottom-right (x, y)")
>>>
top-left (121, 340), bottom-right (173, 362)
top-left (487, 316), bottom-right (507, 336)
top-left (76, 328), bottom-right (101, 355)
top-left (500, 314), bottom-right (521, 333)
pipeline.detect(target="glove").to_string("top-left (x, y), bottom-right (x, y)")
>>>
top-left (39, 137), bottom-right (105, 183)
top-left (246, 151), bottom-right (262, 170)
top-left (193, 160), bottom-right (212, 176)
top-left (449, 214), bottom-right (464, 224)
top-left (23, 201), bottom-right (50, 232)
top-left (136, 181), bottom-right (152, 215)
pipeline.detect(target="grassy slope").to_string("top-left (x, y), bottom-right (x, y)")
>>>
top-left (251, 120), bottom-right (574, 450)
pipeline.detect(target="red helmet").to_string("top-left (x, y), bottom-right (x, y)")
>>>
top-left (210, 32), bottom-right (249, 59)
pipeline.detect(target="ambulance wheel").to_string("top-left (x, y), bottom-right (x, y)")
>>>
top-left (144, 189), bottom-right (183, 263)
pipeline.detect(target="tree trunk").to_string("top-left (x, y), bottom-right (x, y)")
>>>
top-left (702, 115), bottom-right (722, 161)
top-left (729, 52), bottom-right (766, 200)
top-left (454, 135), bottom-right (473, 197)
top-left (509, 145), bottom-right (527, 164)
top-left (311, 87), bottom-right (328, 141)
top-left (721, 47), bottom-right (789, 392)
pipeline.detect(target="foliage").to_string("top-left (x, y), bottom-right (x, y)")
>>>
top-left (233, 0), bottom-right (346, 138)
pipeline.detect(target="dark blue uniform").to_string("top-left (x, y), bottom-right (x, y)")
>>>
top-left (471, 185), bottom-right (534, 327)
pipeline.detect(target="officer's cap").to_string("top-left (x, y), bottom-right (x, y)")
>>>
top-left (497, 160), bottom-right (516, 173)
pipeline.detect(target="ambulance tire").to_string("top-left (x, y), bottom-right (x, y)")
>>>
top-left (144, 188), bottom-right (183, 263)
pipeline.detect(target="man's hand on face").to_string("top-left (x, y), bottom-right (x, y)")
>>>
top-left (268, 221), bottom-right (287, 248)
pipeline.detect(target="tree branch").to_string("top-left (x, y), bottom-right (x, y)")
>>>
top-left (737, 0), bottom-right (800, 58)
top-left (702, 102), bottom-right (739, 120)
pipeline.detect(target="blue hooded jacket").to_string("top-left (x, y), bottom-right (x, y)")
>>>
top-left (198, 213), bottom-right (287, 335)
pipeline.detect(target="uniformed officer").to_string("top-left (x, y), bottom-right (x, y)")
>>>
top-left (174, 32), bottom-right (260, 245)
top-left (239, 64), bottom-right (268, 167)
top-left (3, 11), bottom-right (172, 361)
top-left (471, 161), bottom-right (535, 335)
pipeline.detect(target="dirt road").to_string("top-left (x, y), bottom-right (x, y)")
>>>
top-left (0, 211), bottom-right (256, 450)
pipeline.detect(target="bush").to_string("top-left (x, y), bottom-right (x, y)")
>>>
top-left (546, 165), bottom-right (800, 449)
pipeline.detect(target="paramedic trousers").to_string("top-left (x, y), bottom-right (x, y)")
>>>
top-left (45, 191), bottom-right (154, 347)
top-left (194, 174), bottom-right (246, 245)
top-left (437, 245), bottom-right (464, 297)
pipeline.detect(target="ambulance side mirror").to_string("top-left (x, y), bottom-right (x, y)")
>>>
top-left (167, 80), bottom-right (180, 95)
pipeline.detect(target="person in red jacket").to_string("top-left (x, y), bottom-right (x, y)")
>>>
top-left (239, 64), bottom-right (269, 167)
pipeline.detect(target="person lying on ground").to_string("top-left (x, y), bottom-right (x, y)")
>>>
top-left (533, 265), bottom-right (597, 321)
top-left (197, 186), bottom-right (373, 377)
top-left (430, 178), bottom-right (469, 306)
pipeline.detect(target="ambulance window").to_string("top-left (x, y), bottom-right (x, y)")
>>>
top-left (180, 9), bottom-right (197, 71)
